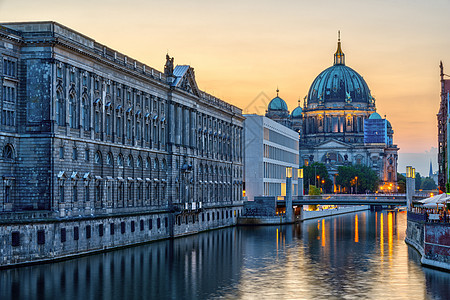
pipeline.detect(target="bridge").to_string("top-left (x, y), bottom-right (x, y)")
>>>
top-left (276, 194), bottom-right (426, 207)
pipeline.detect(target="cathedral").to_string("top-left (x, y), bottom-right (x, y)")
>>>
top-left (265, 35), bottom-right (399, 192)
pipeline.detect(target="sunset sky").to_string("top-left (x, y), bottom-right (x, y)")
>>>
top-left (1, 0), bottom-right (449, 174)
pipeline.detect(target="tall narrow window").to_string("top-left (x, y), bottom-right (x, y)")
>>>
top-left (83, 97), bottom-right (90, 130)
top-left (116, 116), bottom-right (122, 138)
top-left (69, 94), bottom-right (77, 128)
top-left (73, 186), bottom-right (78, 203)
top-left (56, 91), bottom-right (65, 126)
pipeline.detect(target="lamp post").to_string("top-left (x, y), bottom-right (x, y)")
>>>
top-left (355, 176), bottom-right (358, 194)
top-left (298, 168), bottom-right (304, 196)
top-left (406, 166), bottom-right (416, 210)
top-left (286, 167), bottom-right (293, 223)
top-left (298, 168), bottom-right (304, 221)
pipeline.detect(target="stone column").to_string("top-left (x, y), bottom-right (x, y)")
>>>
top-left (406, 166), bottom-right (416, 210)
top-left (286, 167), bottom-right (293, 223)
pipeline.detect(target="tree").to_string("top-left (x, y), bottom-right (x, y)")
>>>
top-left (397, 173), bottom-right (406, 193)
top-left (336, 164), bottom-right (379, 193)
top-left (303, 163), bottom-right (332, 193)
top-left (415, 172), bottom-right (422, 189)
top-left (420, 177), bottom-right (437, 190)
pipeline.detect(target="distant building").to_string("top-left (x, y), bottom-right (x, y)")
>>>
top-left (437, 61), bottom-right (450, 192)
top-left (244, 114), bottom-right (299, 200)
top-left (264, 34), bottom-right (399, 192)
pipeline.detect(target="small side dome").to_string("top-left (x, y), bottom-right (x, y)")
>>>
top-left (291, 106), bottom-right (303, 118)
top-left (268, 88), bottom-right (288, 112)
top-left (369, 112), bottom-right (382, 120)
top-left (268, 96), bottom-right (288, 111)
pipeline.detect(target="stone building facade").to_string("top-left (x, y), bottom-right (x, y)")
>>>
top-left (0, 21), bottom-right (244, 265)
top-left (437, 61), bottom-right (450, 192)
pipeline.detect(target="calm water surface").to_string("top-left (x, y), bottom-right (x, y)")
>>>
top-left (1, 210), bottom-right (449, 300)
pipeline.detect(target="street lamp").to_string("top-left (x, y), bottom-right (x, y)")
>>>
top-left (286, 167), bottom-right (293, 179)
top-left (285, 167), bottom-right (293, 223)
top-left (355, 176), bottom-right (358, 194)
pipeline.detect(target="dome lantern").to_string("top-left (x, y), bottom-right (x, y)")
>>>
top-left (334, 31), bottom-right (345, 66)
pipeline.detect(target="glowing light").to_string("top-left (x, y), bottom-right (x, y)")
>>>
top-left (388, 212), bottom-right (393, 260)
top-left (380, 213), bottom-right (384, 258)
top-left (286, 167), bottom-right (292, 178)
top-left (322, 219), bottom-right (326, 247)
top-left (354, 214), bottom-right (359, 243)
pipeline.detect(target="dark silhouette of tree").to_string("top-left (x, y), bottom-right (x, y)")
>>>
top-left (303, 163), bottom-right (332, 193)
top-left (336, 164), bottom-right (379, 193)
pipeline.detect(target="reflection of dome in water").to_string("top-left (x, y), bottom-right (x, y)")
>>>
top-left (307, 36), bottom-right (372, 106)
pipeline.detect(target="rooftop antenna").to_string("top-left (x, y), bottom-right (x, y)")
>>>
top-left (276, 86), bottom-right (279, 97)
top-left (338, 30), bottom-right (340, 42)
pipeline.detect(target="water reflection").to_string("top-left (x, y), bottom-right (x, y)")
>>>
top-left (1, 211), bottom-right (449, 300)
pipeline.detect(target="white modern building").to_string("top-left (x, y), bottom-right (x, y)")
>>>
top-left (244, 114), bottom-right (299, 200)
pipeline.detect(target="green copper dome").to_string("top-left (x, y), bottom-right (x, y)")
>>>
top-left (268, 90), bottom-right (288, 111)
top-left (291, 106), bottom-right (303, 118)
top-left (369, 112), bottom-right (382, 120)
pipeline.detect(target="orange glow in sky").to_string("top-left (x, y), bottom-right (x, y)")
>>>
top-left (1, 0), bottom-right (450, 155)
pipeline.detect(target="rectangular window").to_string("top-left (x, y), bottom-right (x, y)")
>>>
top-left (148, 219), bottom-right (153, 230)
top-left (110, 223), bottom-right (115, 235)
top-left (131, 221), bottom-right (135, 232)
top-left (86, 225), bottom-right (91, 239)
top-left (157, 218), bottom-right (161, 229)
top-left (140, 220), bottom-right (144, 231)
top-left (72, 148), bottom-right (77, 160)
top-left (85, 149), bottom-right (89, 161)
top-left (74, 226), bottom-right (79, 240)
top-left (99, 224), bottom-right (104, 237)
top-left (37, 230), bottom-right (45, 245)
top-left (59, 186), bottom-right (64, 203)
top-left (11, 231), bottom-right (20, 247)
top-left (61, 228), bottom-right (66, 243)
top-left (165, 217), bottom-right (168, 228)
top-left (121, 221), bottom-right (125, 234)
top-left (59, 147), bottom-right (64, 159)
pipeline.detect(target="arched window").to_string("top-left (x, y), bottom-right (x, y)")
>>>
top-left (154, 158), bottom-right (159, 170)
top-left (56, 90), bottom-right (65, 126)
top-left (3, 144), bottom-right (13, 160)
top-left (161, 159), bottom-right (166, 170)
top-left (137, 156), bottom-right (142, 168)
top-left (82, 96), bottom-right (90, 130)
top-left (127, 155), bottom-right (133, 167)
top-left (118, 154), bottom-right (123, 167)
top-left (95, 151), bottom-right (102, 165)
top-left (69, 93), bottom-right (77, 129)
top-left (146, 157), bottom-right (150, 169)
top-left (106, 153), bottom-right (113, 166)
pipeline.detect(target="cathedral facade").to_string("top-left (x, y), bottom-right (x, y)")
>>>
top-left (266, 36), bottom-right (399, 192)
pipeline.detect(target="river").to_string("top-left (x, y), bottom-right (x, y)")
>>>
top-left (1, 210), bottom-right (449, 299)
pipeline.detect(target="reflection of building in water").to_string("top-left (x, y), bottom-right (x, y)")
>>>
top-left (0, 227), bottom-right (243, 299)
top-left (264, 35), bottom-right (399, 191)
